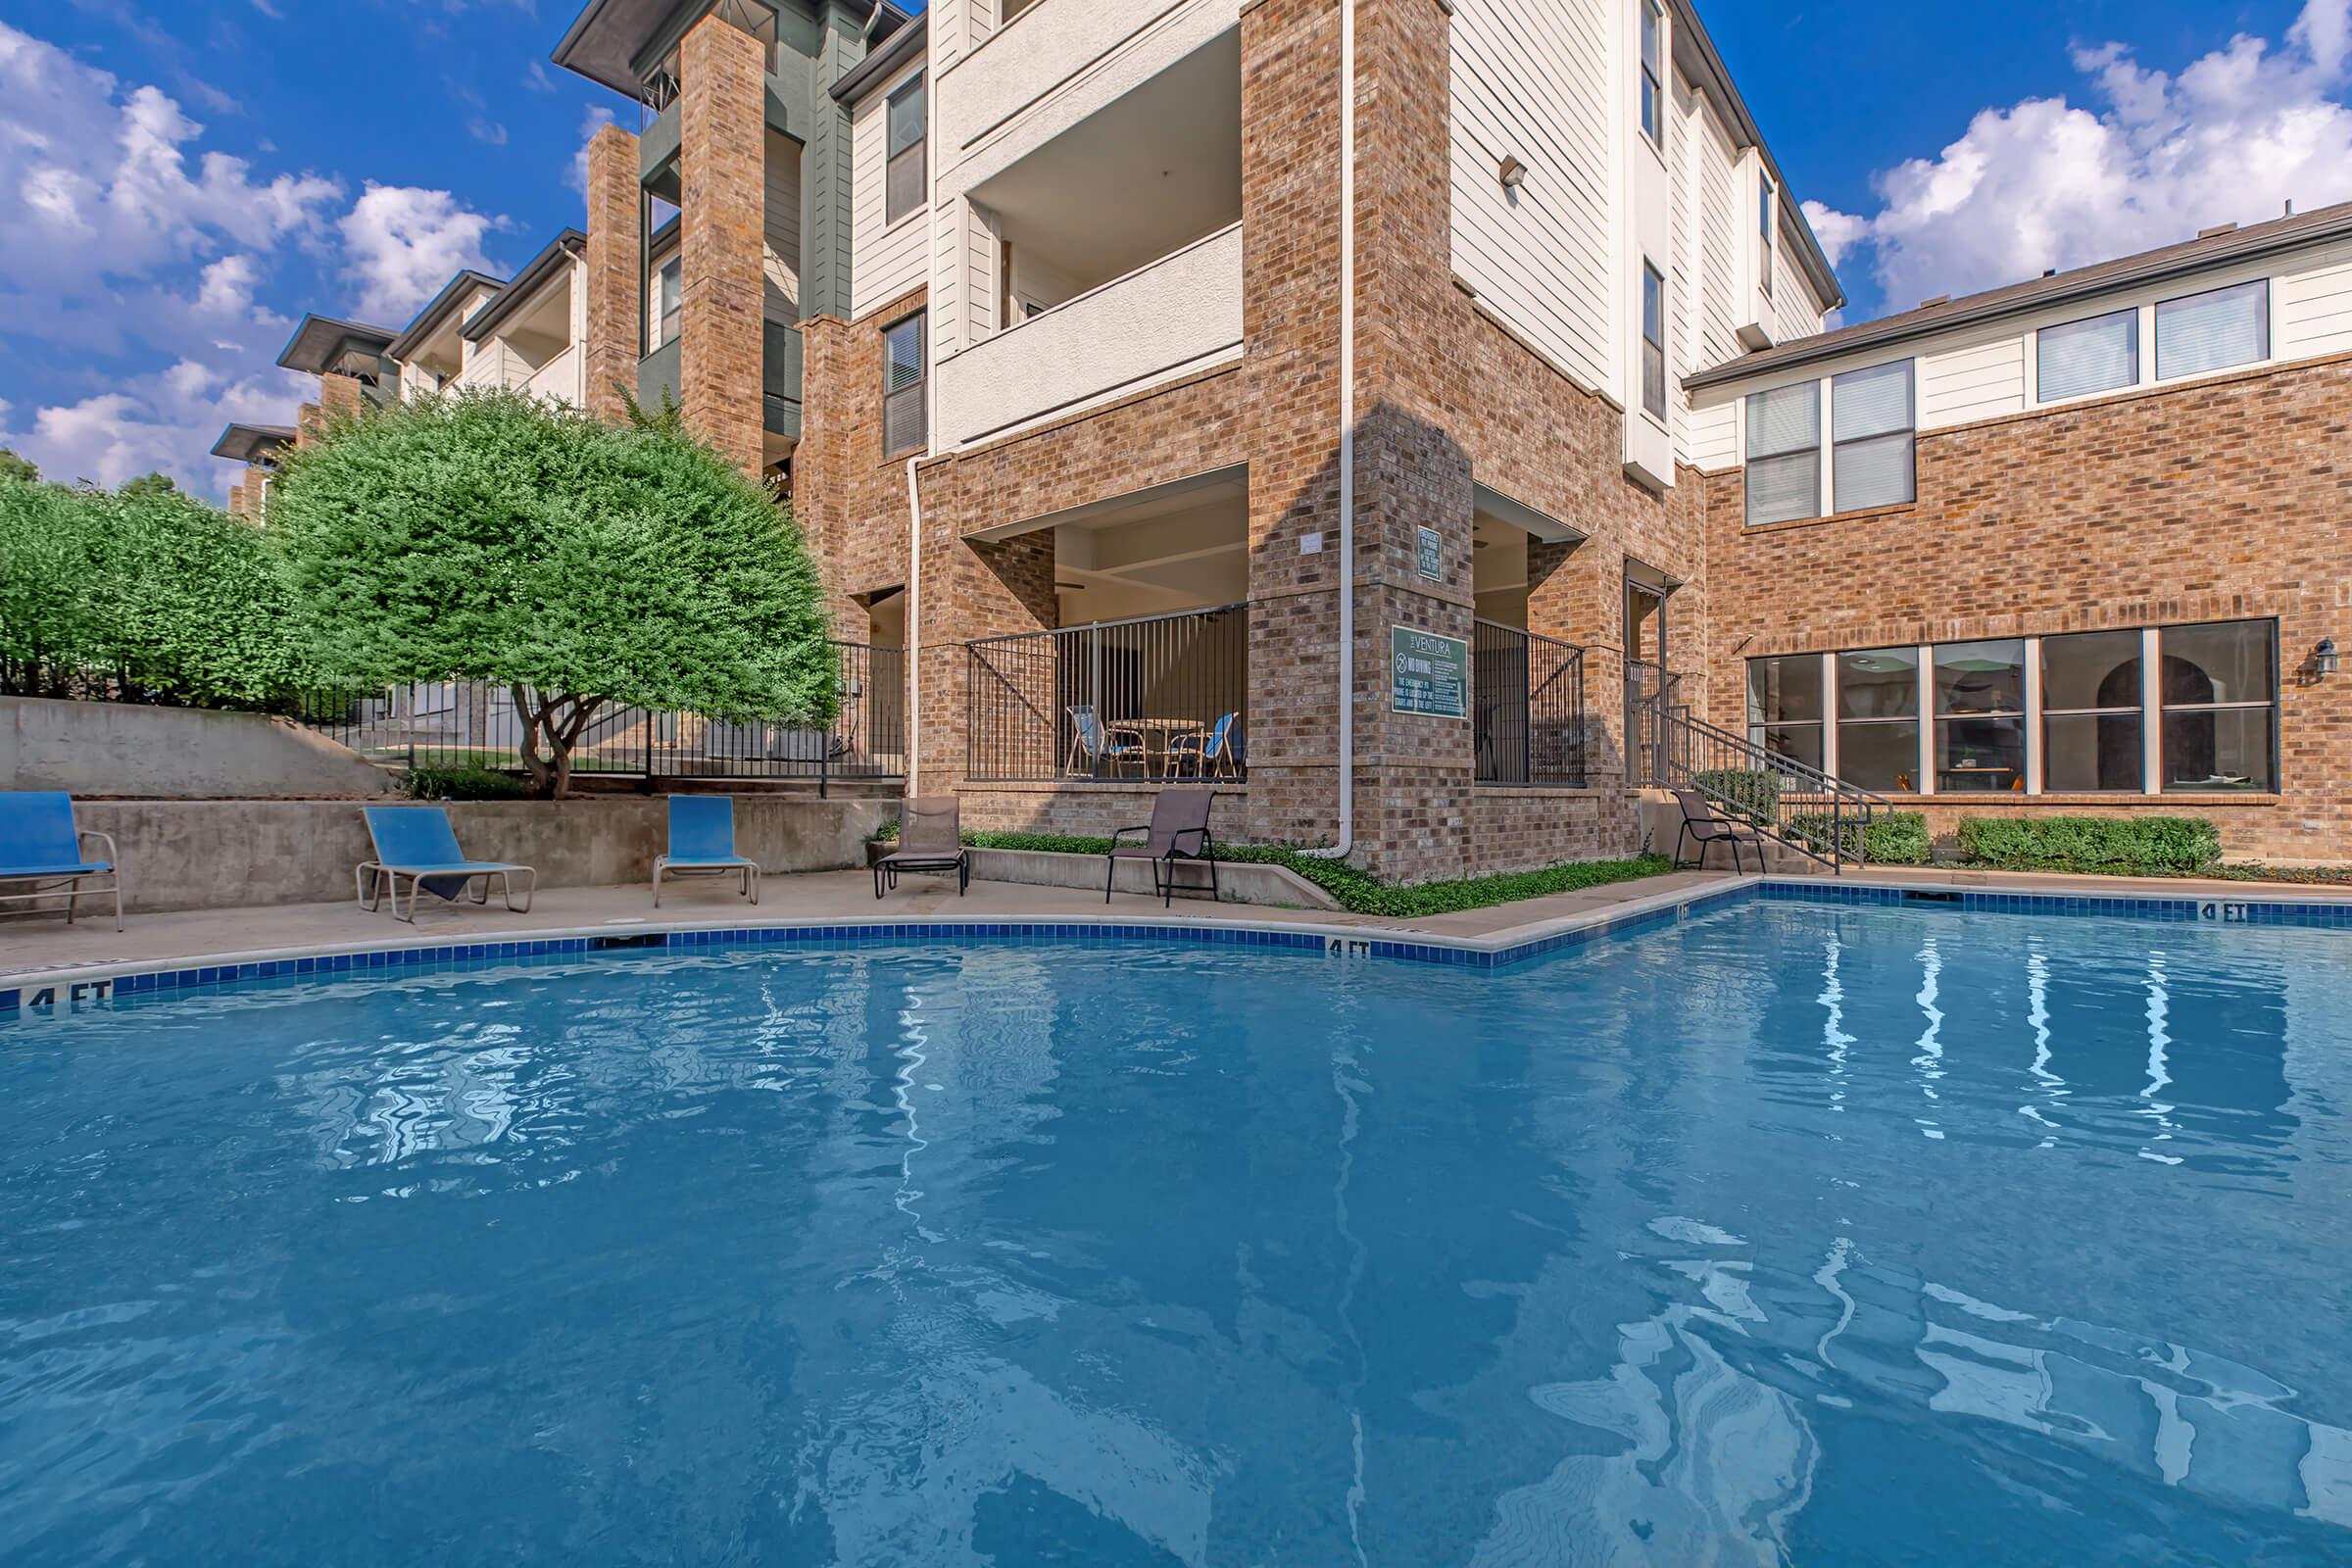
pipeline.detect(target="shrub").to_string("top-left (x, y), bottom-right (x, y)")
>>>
top-left (1789, 808), bottom-right (1932, 865)
top-left (1956, 815), bottom-right (2221, 874)
top-left (403, 763), bottom-right (530, 801)
top-left (1694, 766), bottom-right (1780, 825)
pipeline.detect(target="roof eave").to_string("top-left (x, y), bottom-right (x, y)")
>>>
top-left (462, 231), bottom-right (589, 342)
top-left (387, 270), bottom-right (510, 363)
top-left (830, 14), bottom-right (924, 104)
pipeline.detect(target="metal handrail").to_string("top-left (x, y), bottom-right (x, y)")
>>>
top-left (1636, 696), bottom-right (1891, 873)
top-left (1472, 619), bottom-right (1587, 787)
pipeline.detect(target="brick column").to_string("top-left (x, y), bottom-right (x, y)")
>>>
top-left (795, 312), bottom-right (858, 629)
top-left (678, 13), bottom-right (766, 472)
top-left (318, 372), bottom-right (363, 426)
top-left (583, 122), bottom-right (644, 424)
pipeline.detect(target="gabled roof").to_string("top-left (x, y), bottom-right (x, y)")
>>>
top-left (1688, 197), bottom-right (2352, 391)
top-left (464, 230), bottom-right (588, 342)
top-left (275, 315), bottom-right (398, 375)
top-left (387, 270), bottom-right (510, 363)
top-left (211, 423), bottom-right (297, 465)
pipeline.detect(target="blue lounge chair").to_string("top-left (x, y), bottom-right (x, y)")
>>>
top-left (357, 806), bottom-right (535, 923)
top-left (654, 795), bottom-right (760, 906)
top-left (0, 792), bottom-right (122, 931)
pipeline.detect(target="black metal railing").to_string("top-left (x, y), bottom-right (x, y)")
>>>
top-left (1473, 620), bottom-right (1587, 786)
top-left (1638, 701), bottom-right (1890, 872)
top-left (285, 641), bottom-right (903, 792)
top-left (966, 603), bottom-right (1250, 782)
top-left (1623, 658), bottom-right (1687, 786)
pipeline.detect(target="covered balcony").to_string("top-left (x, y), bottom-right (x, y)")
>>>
top-left (1469, 488), bottom-right (1592, 788)
top-left (964, 468), bottom-right (1249, 781)
top-left (935, 27), bottom-right (1243, 448)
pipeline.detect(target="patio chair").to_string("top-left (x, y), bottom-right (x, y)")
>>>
top-left (874, 796), bottom-right (969, 899)
top-left (1165, 712), bottom-right (1242, 779)
top-left (1066, 705), bottom-right (1148, 778)
top-left (1106, 787), bottom-right (1218, 906)
top-left (0, 792), bottom-right (122, 931)
top-left (653, 795), bottom-right (760, 906)
top-left (357, 805), bottom-right (536, 923)
top-left (1669, 788), bottom-right (1769, 875)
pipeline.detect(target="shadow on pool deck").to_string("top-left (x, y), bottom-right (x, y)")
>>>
top-left (0, 867), bottom-right (1741, 981)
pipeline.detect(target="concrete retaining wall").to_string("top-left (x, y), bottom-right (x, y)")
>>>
top-left (1, 696), bottom-right (393, 799)
top-left (61, 797), bottom-right (889, 914)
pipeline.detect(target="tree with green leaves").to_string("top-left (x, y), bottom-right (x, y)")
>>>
top-left (0, 448), bottom-right (37, 484)
top-left (116, 471), bottom-right (180, 499)
top-left (267, 388), bottom-right (837, 796)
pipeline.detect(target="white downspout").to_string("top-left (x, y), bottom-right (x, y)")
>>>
top-left (905, 455), bottom-right (923, 787)
top-left (1303, 0), bottom-right (1356, 861)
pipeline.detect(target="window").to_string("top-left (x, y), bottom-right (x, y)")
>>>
top-left (1640, 262), bottom-right (1666, 420)
top-left (1746, 655), bottom-right (1823, 770)
top-left (882, 311), bottom-right (926, 455)
top-left (1758, 171), bottom-right (1775, 297)
top-left (1831, 360), bottom-right (1914, 512)
top-left (2160, 619), bottom-right (2276, 791)
top-left (2155, 278), bottom-right (2268, 380)
top-left (655, 256), bottom-right (682, 349)
top-left (2037, 308), bottom-right (2138, 403)
top-left (1933, 639), bottom-right (2025, 792)
top-left (886, 74), bottom-right (926, 226)
top-left (1837, 647), bottom-right (1921, 792)
top-left (1639, 0), bottom-right (1664, 149)
top-left (1744, 381), bottom-right (1819, 525)
top-left (2042, 630), bottom-right (2144, 791)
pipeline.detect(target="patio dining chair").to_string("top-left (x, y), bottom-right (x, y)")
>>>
top-left (1165, 712), bottom-right (1241, 779)
top-left (1669, 788), bottom-right (1768, 875)
top-left (874, 796), bottom-right (970, 898)
top-left (0, 792), bottom-right (123, 931)
top-left (1105, 787), bottom-right (1218, 906)
top-left (653, 795), bottom-right (760, 906)
top-left (1066, 705), bottom-right (1148, 778)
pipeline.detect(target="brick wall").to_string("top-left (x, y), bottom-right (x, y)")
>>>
top-left (582, 123), bottom-right (644, 425)
top-left (1702, 355), bottom-right (2352, 860)
top-left (798, 286), bottom-right (925, 633)
top-left (678, 14), bottom-right (767, 473)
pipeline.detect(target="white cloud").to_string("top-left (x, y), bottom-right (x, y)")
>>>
top-left (0, 361), bottom-right (313, 495)
top-left (567, 104), bottom-right (617, 197)
top-left (523, 61), bottom-right (558, 93)
top-left (468, 117), bottom-right (509, 146)
top-left (336, 182), bottom-right (509, 322)
top-left (1813, 0), bottom-right (2352, 316)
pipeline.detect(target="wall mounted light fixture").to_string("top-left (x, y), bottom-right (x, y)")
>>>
top-left (1497, 155), bottom-right (1527, 190)
top-left (2317, 637), bottom-right (2339, 676)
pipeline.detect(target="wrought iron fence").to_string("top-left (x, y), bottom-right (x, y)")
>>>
top-left (966, 604), bottom-right (1250, 782)
top-left (1473, 620), bottom-right (1587, 787)
top-left (1623, 658), bottom-right (1687, 784)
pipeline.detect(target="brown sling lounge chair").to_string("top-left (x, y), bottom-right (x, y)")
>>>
top-left (1105, 788), bottom-right (1219, 906)
top-left (874, 796), bottom-right (970, 898)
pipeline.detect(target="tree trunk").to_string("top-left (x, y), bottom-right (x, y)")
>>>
top-left (510, 685), bottom-right (606, 799)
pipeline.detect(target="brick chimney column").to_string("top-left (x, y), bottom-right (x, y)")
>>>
top-left (583, 122), bottom-right (645, 424)
top-left (678, 12), bottom-right (766, 473)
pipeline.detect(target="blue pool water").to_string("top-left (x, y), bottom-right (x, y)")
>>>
top-left (4, 903), bottom-right (2351, 1565)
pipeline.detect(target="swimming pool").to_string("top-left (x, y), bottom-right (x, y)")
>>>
top-left (4, 898), bottom-right (2349, 1565)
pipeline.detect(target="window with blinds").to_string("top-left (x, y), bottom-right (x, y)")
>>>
top-left (1758, 172), bottom-right (1775, 298)
top-left (882, 312), bottom-right (925, 456)
top-left (886, 74), bottom-right (925, 226)
top-left (1744, 381), bottom-right (1818, 525)
top-left (1640, 262), bottom-right (1666, 420)
top-left (2155, 278), bottom-right (2268, 379)
top-left (1639, 0), bottom-right (1664, 149)
top-left (2036, 307), bottom-right (2137, 403)
top-left (1831, 359), bottom-right (1914, 512)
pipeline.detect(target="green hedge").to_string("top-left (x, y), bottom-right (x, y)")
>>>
top-left (403, 763), bottom-right (531, 802)
top-left (1957, 815), bottom-right (2221, 874)
top-left (1694, 767), bottom-right (1780, 825)
top-left (1788, 809), bottom-right (1932, 865)
top-left (871, 821), bottom-right (1672, 917)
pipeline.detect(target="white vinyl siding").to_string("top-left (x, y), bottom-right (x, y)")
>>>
top-left (2277, 239), bottom-right (2352, 357)
top-left (1447, 0), bottom-right (1614, 393)
top-left (1918, 333), bottom-right (2025, 424)
top-left (851, 59), bottom-right (930, 319)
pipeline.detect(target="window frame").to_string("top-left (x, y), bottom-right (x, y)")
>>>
top-left (2038, 629), bottom-right (2146, 794)
top-left (2154, 277), bottom-right (2270, 382)
top-left (1639, 260), bottom-right (1667, 421)
top-left (655, 255), bottom-right (683, 350)
top-left (885, 73), bottom-right (926, 228)
top-left (1745, 653), bottom-right (1825, 772)
top-left (1931, 638), bottom-right (2027, 794)
top-left (1638, 0), bottom-right (1665, 151)
top-left (1829, 358), bottom-right (1916, 514)
top-left (1742, 379), bottom-right (1821, 527)
top-left (1757, 170), bottom-right (1775, 299)
top-left (881, 309), bottom-right (927, 458)
top-left (1834, 645), bottom-right (1923, 795)
top-left (2034, 306), bottom-right (2139, 406)
top-left (2157, 617), bottom-right (2278, 794)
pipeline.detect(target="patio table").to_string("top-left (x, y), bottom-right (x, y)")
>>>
top-left (1113, 717), bottom-right (1207, 777)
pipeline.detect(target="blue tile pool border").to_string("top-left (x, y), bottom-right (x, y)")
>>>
top-left (9, 875), bottom-right (2352, 1022)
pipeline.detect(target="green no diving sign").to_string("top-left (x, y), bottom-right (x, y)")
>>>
top-left (1391, 626), bottom-right (1469, 719)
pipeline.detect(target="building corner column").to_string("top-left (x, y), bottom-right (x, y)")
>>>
top-left (583, 122), bottom-right (645, 425)
top-left (678, 12), bottom-right (767, 473)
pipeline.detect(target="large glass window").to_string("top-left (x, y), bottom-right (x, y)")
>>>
top-left (886, 74), bottom-right (926, 226)
top-left (2041, 630), bottom-right (2144, 791)
top-left (1758, 172), bottom-right (1775, 298)
top-left (1831, 360), bottom-right (1915, 513)
top-left (1744, 381), bottom-right (1818, 526)
top-left (1639, 0), bottom-right (1664, 149)
top-left (1933, 639), bottom-right (2025, 793)
top-left (1837, 646), bottom-right (1920, 792)
top-left (1640, 262), bottom-right (1666, 419)
top-left (883, 311), bottom-right (926, 455)
top-left (2160, 619), bottom-right (2276, 791)
top-left (2036, 308), bottom-right (2138, 403)
top-left (2155, 278), bottom-right (2268, 380)
top-left (1746, 655), bottom-right (1823, 770)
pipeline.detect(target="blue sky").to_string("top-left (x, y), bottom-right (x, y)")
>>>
top-left (0, 0), bottom-right (2346, 496)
